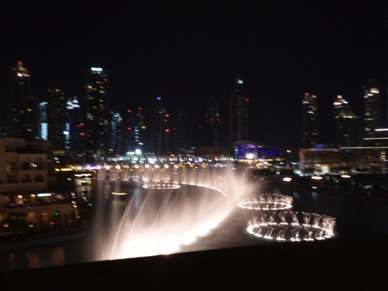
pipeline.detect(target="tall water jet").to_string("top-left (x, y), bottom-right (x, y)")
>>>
top-left (91, 166), bottom-right (259, 261)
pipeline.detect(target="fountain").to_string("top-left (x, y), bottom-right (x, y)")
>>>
top-left (244, 193), bottom-right (336, 242)
top-left (87, 166), bottom-right (336, 262)
top-left (91, 166), bottom-right (258, 261)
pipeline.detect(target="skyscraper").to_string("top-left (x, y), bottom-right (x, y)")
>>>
top-left (65, 96), bottom-right (81, 156)
top-left (301, 92), bottom-right (319, 148)
top-left (363, 80), bottom-right (381, 138)
top-left (47, 87), bottom-right (66, 154)
top-left (122, 107), bottom-right (147, 154)
top-left (229, 78), bottom-right (249, 145)
top-left (195, 98), bottom-right (221, 147)
top-left (84, 67), bottom-right (109, 161)
top-left (110, 111), bottom-right (123, 156)
top-left (38, 101), bottom-right (48, 140)
top-left (169, 107), bottom-right (186, 154)
top-left (7, 61), bottom-right (38, 140)
top-left (149, 96), bottom-right (168, 155)
top-left (333, 95), bottom-right (362, 147)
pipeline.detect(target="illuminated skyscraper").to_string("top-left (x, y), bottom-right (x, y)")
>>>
top-left (123, 107), bottom-right (147, 154)
top-left (333, 95), bottom-right (362, 147)
top-left (38, 102), bottom-right (48, 140)
top-left (84, 67), bottom-right (109, 161)
top-left (149, 96), bottom-right (169, 155)
top-left (65, 96), bottom-right (81, 155)
top-left (363, 80), bottom-right (381, 138)
top-left (301, 92), bottom-right (319, 148)
top-left (195, 98), bottom-right (221, 147)
top-left (229, 78), bottom-right (249, 144)
top-left (110, 111), bottom-right (122, 156)
top-left (7, 61), bottom-right (38, 140)
top-left (47, 87), bottom-right (66, 154)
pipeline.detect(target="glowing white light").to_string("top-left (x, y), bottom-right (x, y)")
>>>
top-left (282, 177), bottom-right (292, 182)
top-left (37, 193), bottom-right (51, 197)
top-left (246, 153), bottom-right (255, 160)
top-left (112, 192), bottom-right (127, 196)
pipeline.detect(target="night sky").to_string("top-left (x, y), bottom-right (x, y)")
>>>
top-left (0, 1), bottom-right (386, 151)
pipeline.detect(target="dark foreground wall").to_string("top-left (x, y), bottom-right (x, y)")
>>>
top-left (1, 236), bottom-right (387, 290)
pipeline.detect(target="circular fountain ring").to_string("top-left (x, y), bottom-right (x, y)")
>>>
top-left (238, 193), bottom-right (336, 242)
top-left (246, 213), bottom-right (336, 242)
top-left (238, 193), bottom-right (293, 210)
top-left (142, 179), bottom-right (181, 190)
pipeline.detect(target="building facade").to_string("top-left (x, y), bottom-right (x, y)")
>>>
top-left (333, 95), bottom-right (362, 147)
top-left (7, 61), bottom-right (38, 140)
top-left (229, 78), bottom-right (249, 145)
top-left (65, 96), bottom-right (82, 157)
top-left (0, 138), bottom-right (79, 234)
top-left (47, 87), bottom-right (66, 155)
top-left (301, 92), bottom-right (319, 148)
top-left (84, 67), bottom-right (110, 161)
top-left (363, 80), bottom-right (381, 138)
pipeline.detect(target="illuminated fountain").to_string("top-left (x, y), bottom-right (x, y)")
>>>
top-left (89, 166), bottom-right (337, 262)
top-left (142, 178), bottom-right (181, 190)
top-left (238, 193), bottom-right (293, 210)
top-left (93, 166), bottom-right (258, 261)
top-left (244, 193), bottom-right (336, 242)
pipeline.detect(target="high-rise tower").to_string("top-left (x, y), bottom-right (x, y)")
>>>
top-left (47, 87), bottom-right (66, 154)
top-left (84, 67), bottom-right (109, 161)
top-left (123, 107), bottom-right (147, 154)
top-left (363, 80), bottom-right (381, 138)
top-left (196, 98), bottom-right (221, 147)
top-left (7, 61), bottom-right (38, 140)
top-left (65, 96), bottom-right (81, 156)
top-left (149, 96), bottom-right (168, 155)
top-left (301, 92), bottom-right (319, 148)
top-left (333, 95), bottom-right (362, 147)
top-left (229, 78), bottom-right (249, 145)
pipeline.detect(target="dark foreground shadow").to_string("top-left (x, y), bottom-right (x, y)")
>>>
top-left (1, 235), bottom-right (387, 291)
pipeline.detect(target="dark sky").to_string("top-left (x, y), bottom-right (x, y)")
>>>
top-left (0, 1), bottom-right (386, 151)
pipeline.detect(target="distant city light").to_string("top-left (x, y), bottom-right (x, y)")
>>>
top-left (91, 67), bottom-right (102, 72)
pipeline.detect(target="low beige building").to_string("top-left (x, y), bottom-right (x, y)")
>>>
top-left (0, 138), bottom-right (77, 231)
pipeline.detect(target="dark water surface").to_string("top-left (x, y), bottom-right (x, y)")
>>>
top-left (1, 181), bottom-right (388, 273)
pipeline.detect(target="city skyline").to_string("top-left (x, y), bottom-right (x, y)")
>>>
top-left (1, 1), bottom-right (386, 150)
